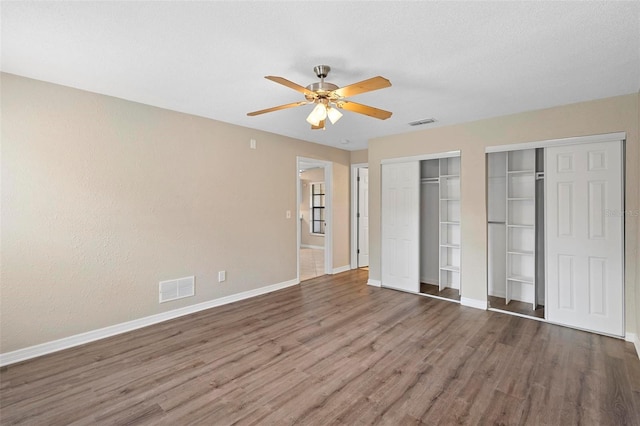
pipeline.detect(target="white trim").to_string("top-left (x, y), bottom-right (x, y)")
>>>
top-left (332, 265), bottom-right (351, 274)
top-left (351, 162), bottom-right (368, 269)
top-left (488, 290), bottom-right (506, 299)
top-left (418, 292), bottom-right (461, 304)
top-left (625, 333), bottom-right (640, 359)
top-left (485, 132), bottom-right (626, 153)
top-left (420, 276), bottom-right (439, 286)
top-left (488, 307), bottom-right (547, 322)
top-left (367, 279), bottom-right (381, 287)
top-left (0, 278), bottom-right (299, 367)
top-left (381, 150), bottom-right (461, 164)
top-left (300, 244), bottom-right (324, 250)
top-left (460, 297), bottom-right (488, 310)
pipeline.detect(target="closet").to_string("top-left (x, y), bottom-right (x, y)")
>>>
top-left (487, 149), bottom-right (544, 315)
top-left (487, 136), bottom-right (625, 337)
top-left (381, 153), bottom-right (461, 301)
top-left (420, 157), bottom-right (461, 299)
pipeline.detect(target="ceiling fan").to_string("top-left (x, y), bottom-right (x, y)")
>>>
top-left (247, 65), bottom-right (392, 130)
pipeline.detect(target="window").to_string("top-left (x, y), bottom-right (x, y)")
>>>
top-left (311, 182), bottom-right (325, 235)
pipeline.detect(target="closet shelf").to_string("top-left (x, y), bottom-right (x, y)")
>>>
top-left (507, 275), bottom-right (534, 284)
top-left (507, 197), bottom-right (534, 201)
top-left (440, 198), bottom-right (460, 201)
top-left (440, 265), bottom-right (460, 272)
top-left (441, 221), bottom-right (460, 225)
top-left (507, 170), bottom-right (535, 174)
top-left (507, 250), bottom-right (534, 256)
top-left (507, 224), bottom-right (534, 228)
top-left (440, 174), bottom-right (460, 178)
top-left (440, 243), bottom-right (460, 249)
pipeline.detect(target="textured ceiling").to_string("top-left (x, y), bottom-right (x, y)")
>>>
top-left (2, 1), bottom-right (639, 151)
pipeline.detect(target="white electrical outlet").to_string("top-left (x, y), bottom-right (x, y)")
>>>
top-left (218, 270), bottom-right (226, 282)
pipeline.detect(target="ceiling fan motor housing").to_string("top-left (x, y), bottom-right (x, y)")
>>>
top-left (306, 65), bottom-right (339, 100)
top-left (313, 65), bottom-right (331, 79)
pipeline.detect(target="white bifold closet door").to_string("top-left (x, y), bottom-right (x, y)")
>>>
top-left (546, 140), bottom-right (624, 336)
top-left (381, 162), bottom-right (420, 293)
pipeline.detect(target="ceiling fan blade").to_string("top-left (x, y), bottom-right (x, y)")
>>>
top-left (336, 101), bottom-right (392, 120)
top-left (247, 101), bottom-right (307, 116)
top-left (265, 76), bottom-right (315, 97)
top-left (331, 76), bottom-right (391, 98)
top-left (311, 119), bottom-right (325, 130)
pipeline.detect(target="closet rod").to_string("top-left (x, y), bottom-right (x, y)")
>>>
top-left (488, 221), bottom-right (506, 224)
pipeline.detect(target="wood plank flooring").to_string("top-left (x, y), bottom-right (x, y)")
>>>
top-left (420, 282), bottom-right (461, 301)
top-left (488, 296), bottom-right (545, 319)
top-left (2, 269), bottom-right (640, 425)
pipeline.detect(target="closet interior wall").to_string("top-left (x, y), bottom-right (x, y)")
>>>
top-left (420, 160), bottom-right (439, 286)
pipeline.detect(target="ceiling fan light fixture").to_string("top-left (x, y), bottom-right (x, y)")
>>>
top-left (326, 106), bottom-right (343, 124)
top-left (306, 103), bottom-right (327, 126)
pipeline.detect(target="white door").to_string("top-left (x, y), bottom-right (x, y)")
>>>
top-left (358, 168), bottom-right (370, 267)
top-left (382, 162), bottom-right (420, 293)
top-left (546, 140), bottom-right (624, 336)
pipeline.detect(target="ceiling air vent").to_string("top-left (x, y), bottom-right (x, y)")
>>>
top-left (408, 118), bottom-right (436, 127)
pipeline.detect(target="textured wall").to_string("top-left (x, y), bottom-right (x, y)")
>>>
top-left (350, 149), bottom-right (368, 165)
top-left (369, 93), bottom-right (639, 335)
top-left (0, 73), bottom-right (351, 353)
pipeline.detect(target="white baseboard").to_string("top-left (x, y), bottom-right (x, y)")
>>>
top-left (460, 297), bottom-right (488, 310)
top-left (367, 279), bottom-right (381, 287)
top-left (0, 278), bottom-right (300, 367)
top-left (420, 276), bottom-right (439, 286)
top-left (300, 244), bottom-right (324, 250)
top-left (625, 332), bottom-right (640, 360)
top-left (488, 290), bottom-right (506, 298)
top-left (332, 265), bottom-right (350, 274)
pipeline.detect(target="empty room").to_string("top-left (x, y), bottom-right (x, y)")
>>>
top-left (2, 1), bottom-right (640, 424)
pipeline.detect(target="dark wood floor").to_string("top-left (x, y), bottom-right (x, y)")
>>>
top-left (420, 282), bottom-right (461, 301)
top-left (489, 296), bottom-right (546, 319)
top-left (2, 269), bottom-right (639, 425)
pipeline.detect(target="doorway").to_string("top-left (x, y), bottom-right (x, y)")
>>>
top-left (297, 157), bottom-right (333, 282)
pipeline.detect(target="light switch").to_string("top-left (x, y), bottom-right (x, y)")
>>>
top-left (286, 210), bottom-right (291, 219)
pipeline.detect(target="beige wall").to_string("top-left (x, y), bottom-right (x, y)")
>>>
top-left (350, 149), bottom-right (368, 164)
top-left (0, 73), bottom-right (351, 353)
top-left (299, 168), bottom-right (325, 247)
top-left (369, 94), bottom-right (639, 335)
top-left (637, 92), bottom-right (640, 342)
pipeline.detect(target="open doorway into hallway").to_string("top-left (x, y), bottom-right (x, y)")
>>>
top-left (297, 157), bottom-right (333, 282)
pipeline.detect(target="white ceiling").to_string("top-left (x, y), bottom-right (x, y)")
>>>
top-left (2, 1), bottom-right (639, 151)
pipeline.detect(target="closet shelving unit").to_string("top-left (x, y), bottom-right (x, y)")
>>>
top-left (439, 157), bottom-right (461, 292)
top-left (505, 150), bottom-right (536, 308)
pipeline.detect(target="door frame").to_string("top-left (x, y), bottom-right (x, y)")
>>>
top-left (484, 131), bottom-right (626, 336)
top-left (351, 162), bottom-right (368, 270)
top-left (297, 157), bottom-right (333, 281)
